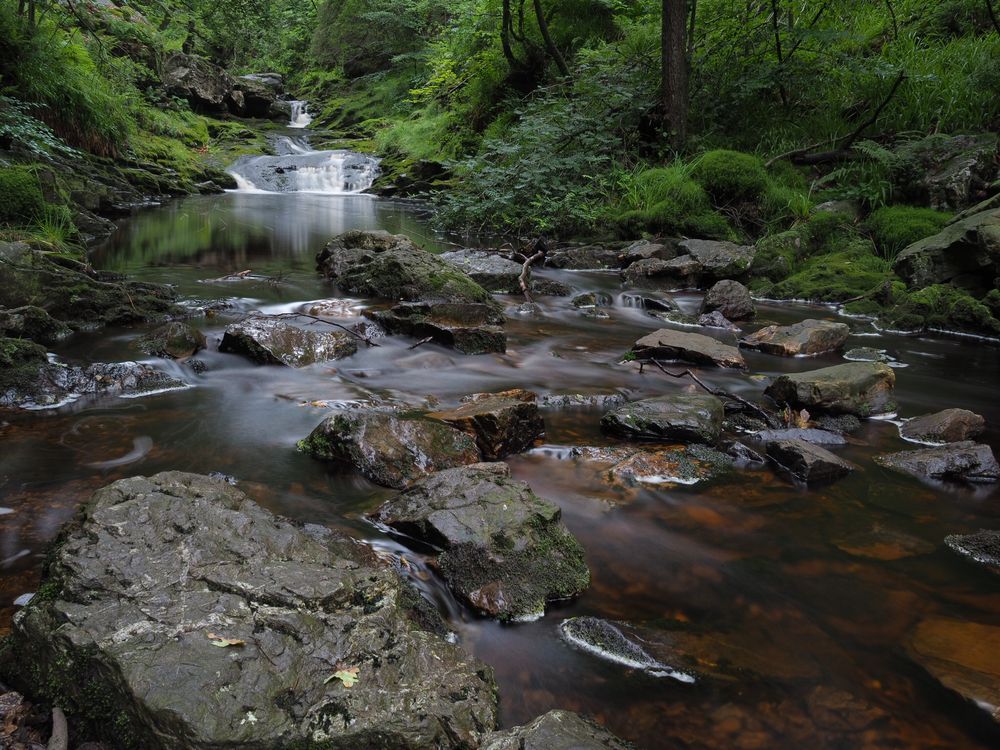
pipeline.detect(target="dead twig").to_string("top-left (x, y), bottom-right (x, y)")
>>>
top-left (407, 336), bottom-right (435, 350)
top-left (518, 236), bottom-right (549, 304)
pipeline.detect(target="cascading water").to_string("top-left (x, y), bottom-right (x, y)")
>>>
top-left (227, 136), bottom-right (380, 194)
top-left (288, 101), bottom-right (312, 128)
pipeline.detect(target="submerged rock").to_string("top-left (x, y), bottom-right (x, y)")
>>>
top-left (299, 411), bottom-right (480, 488)
top-left (766, 439), bottom-right (855, 485)
top-left (764, 362), bottom-right (896, 416)
top-left (900, 408), bottom-right (985, 444)
top-left (700, 280), bottom-right (755, 321)
top-left (0, 472), bottom-right (498, 749)
top-left (601, 394), bottom-right (725, 444)
top-left (740, 319), bottom-right (850, 356)
top-left (371, 463), bottom-right (589, 621)
top-left (480, 710), bottom-right (636, 750)
top-left (137, 321), bottom-right (207, 359)
top-left (368, 302), bottom-right (506, 354)
top-left (429, 389), bottom-right (544, 459)
top-left (874, 442), bottom-right (1000, 483)
top-left (833, 526), bottom-right (936, 561)
top-left (632, 328), bottom-right (746, 369)
top-left (219, 316), bottom-right (357, 366)
top-left (945, 529), bottom-right (1000, 572)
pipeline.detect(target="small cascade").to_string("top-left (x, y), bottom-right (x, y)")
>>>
top-left (288, 100), bottom-right (313, 129)
top-left (227, 136), bottom-right (380, 194)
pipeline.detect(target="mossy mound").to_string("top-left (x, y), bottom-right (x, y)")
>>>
top-left (864, 205), bottom-right (952, 259)
top-left (0, 336), bottom-right (49, 394)
top-left (692, 149), bottom-right (768, 205)
top-left (611, 166), bottom-right (735, 240)
top-left (0, 166), bottom-right (46, 225)
top-left (764, 243), bottom-right (894, 303)
top-left (878, 284), bottom-right (1000, 336)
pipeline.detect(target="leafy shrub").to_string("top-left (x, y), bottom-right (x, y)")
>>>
top-left (0, 167), bottom-right (46, 225)
top-left (865, 205), bottom-right (951, 259)
top-left (691, 150), bottom-right (768, 204)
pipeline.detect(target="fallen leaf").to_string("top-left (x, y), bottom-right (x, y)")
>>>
top-left (207, 632), bottom-right (246, 648)
top-left (325, 667), bottom-right (360, 688)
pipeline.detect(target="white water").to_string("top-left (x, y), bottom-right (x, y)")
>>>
top-left (227, 136), bottom-right (380, 195)
top-left (289, 100), bottom-right (313, 129)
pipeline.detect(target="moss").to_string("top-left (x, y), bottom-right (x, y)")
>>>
top-left (0, 166), bottom-right (46, 225)
top-left (864, 205), bottom-right (952, 258)
top-left (692, 149), bottom-right (768, 204)
top-left (883, 284), bottom-right (1000, 336)
top-left (0, 336), bottom-right (48, 393)
top-left (768, 242), bottom-right (893, 302)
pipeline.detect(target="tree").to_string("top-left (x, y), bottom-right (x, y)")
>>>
top-left (661, 0), bottom-right (688, 147)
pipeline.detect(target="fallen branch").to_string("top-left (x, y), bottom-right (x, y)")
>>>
top-left (407, 336), bottom-right (435, 350)
top-left (262, 312), bottom-right (381, 347)
top-left (518, 236), bottom-right (549, 304)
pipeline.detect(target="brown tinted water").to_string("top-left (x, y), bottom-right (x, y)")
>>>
top-left (2, 192), bottom-right (999, 749)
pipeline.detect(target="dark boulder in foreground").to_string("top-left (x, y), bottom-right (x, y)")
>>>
top-left (874, 441), bottom-right (1000, 483)
top-left (0, 472), bottom-right (498, 749)
top-left (372, 463), bottom-right (589, 621)
top-left (299, 411), bottom-right (480, 488)
top-left (480, 710), bottom-right (636, 750)
top-left (601, 394), bottom-right (724, 444)
top-left (741, 319), bottom-right (850, 356)
top-left (766, 438), bottom-right (855, 485)
top-left (764, 362), bottom-right (896, 416)
top-left (632, 328), bottom-right (746, 369)
top-left (220, 316), bottom-right (358, 367)
top-left (429, 389), bottom-right (544, 459)
top-left (367, 302), bottom-right (506, 354)
top-left (945, 529), bottom-right (1000, 572)
top-left (900, 408), bottom-right (985, 444)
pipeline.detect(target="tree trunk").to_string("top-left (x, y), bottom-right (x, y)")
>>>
top-left (532, 0), bottom-right (570, 77)
top-left (661, 0), bottom-right (688, 147)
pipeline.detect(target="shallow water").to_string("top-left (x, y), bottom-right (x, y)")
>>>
top-left (2, 192), bottom-right (999, 749)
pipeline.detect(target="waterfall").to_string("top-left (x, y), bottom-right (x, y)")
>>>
top-left (227, 137), bottom-right (380, 194)
top-left (288, 101), bottom-right (312, 129)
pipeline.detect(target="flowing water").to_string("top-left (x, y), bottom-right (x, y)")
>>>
top-left (1, 170), bottom-right (999, 748)
top-left (288, 100), bottom-right (312, 129)
top-left (227, 135), bottom-right (380, 193)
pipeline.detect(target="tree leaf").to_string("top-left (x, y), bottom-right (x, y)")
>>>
top-left (325, 667), bottom-right (360, 688)
top-left (207, 632), bottom-right (246, 648)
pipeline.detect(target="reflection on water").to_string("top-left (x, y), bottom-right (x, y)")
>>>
top-left (1, 193), bottom-right (999, 749)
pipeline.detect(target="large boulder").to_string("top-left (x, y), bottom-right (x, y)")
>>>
top-left (874, 441), bottom-right (1000, 483)
top-left (231, 75), bottom-right (278, 118)
top-left (618, 239), bottom-right (677, 267)
top-left (900, 408), bottom-right (985, 444)
top-left (753, 427), bottom-right (847, 445)
top-left (0, 304), bottom-right (70, 344)
top-left (766, 438), bottom-right (855, 485)
top-left (371, 463), bottom-right (590, 621)
top-left (440, 249), bottom-right (522, 292)
top-left (894, 133), bottom-right (998, 211)
top-left (161, 52), bottom-right (235, 113)
top-left (622, 256), bottom-right (701, 289)
top-left (601, 394), bottom-right (724, 444)
top-left (316, 230), bottom-right (497, 306)
top-left (741, 319), bottom-right (850, 356)
top-left (219, 316), bottom-right (357, 367)
top-left (893, 207), bottom-right (1000, 294)
top-left (700, 280), bottom-right (755, 320)
top-left (367, 302), bottom-right (506, 354)
top-left (480, 710), bottom-right (635, 750)
top-left (631, 328), bottom-right (746, 369)
top-left (677, 239), bottom-right (755, 282)
top-left (764, 362), bottom-right (896, 416)
top-left (299, 411), bottom-right (480, 488)
top-left (429, 389), bottom-right (544, 459)
top-left (0, 473), bottom-right (498, 749)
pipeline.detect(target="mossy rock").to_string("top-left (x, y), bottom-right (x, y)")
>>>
top-left (0, 336), bottom-right (49, 393)
top-left (692, 150), bottom-right (768, 205)
top-left (0, 166), bottom-right (46, 225)
top-left (882, 284), bottom-right (1000, 336)
top-left (864, 205), bottom-right (952, 259)
top-left (768, 242), bottom-right (893, 303)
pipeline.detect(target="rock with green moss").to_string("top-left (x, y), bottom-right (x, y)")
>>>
top-left (765, 362), bottom-right (896, 417)
top-left (893, 207), bottom-right (1000, 293)
top-left (768, 242), bottom-right (893, 303)
top-left (0, 305), bottom-right (71, 344)
top-left (692, 149), bottom-right (768, 204)
top-left (137, 321), bottom-right (206, 359)
top-left (219, 316), bottom-right (357, 367)
top-left (864, 205), bottom-right (952, 259)
top-left (440, 249), bottom-right (522, 292)
top-left (300, 410), bottom-right (481, 488)
top-left (892, 133), bottom-right (998, 211)
top-left (429, 389), bottom-right (544, 460)
top-left (601, 394), bottom-right (725, 444)
top-left (367, 302), bottom-right (506, 354)
top-left (881, 284), bottom-right (1000, 336)
top-left (0, 166), bottom-right (46, 224)
top-left (480, 710), bottom-right (636, 750)
top-left (371, 463), bottom-right (590, 621)
top-left (678, 239), bottom-right (756, 283)
top-left (0, 472), bottom-right (498, 749)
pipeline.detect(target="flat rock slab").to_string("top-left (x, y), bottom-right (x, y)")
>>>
top-left (601, 394), bottom-right (725, 444)
top-left (0, 472), bottom-right (498, 749)
top-left (371, 463), bottom-right (589, 621)
top-left (440, 249), bottom-right (522, 292)
top-left (766, 438), bottom-right (855, 485)
top-left (900, 408), bottom-right (986, 444)
top-left (754, 428), bottom-right (847, 445)
top-left (764, 362), bottom-right (896, 416)
top-left (874, 441), bottom-right (1000, 483)
top-left (632, 329), bottom-right (746, 369)
top-left (480, 710), bottom-right (636, 750)
top-left (300, 411), bottom-right (480, 488)
top-left (945, 530), bottom-right (1000, 571)
top-left (546, 244), bottom-right (623, 270)
top-left (368, 302), bottom-right (506, 354)
top-left (220, 316), bottom-right (357, 366)
top-left (905, 618), bottom-right (1000, 727)
top-left (605, 444), bottom-right (733, 486)
top-left (623, 256), bottom-right (701, 289)
top-left (678, 239), bottom-right (755, 281)
top-left (741, 319), bottom-right (850, 356)
top-left (429, 389), bottom-right (544, 459)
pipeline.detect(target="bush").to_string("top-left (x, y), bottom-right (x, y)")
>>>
top-left (0, 166), bottom-right (46, 225)
top-left (865, 205), bottom-right (952, 259)
top-left (692, 150), bottom-right (768, 205)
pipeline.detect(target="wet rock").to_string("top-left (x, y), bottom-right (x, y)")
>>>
top-left (572, 292), bottom-right (614, 309)
top-left (632, 328), bottom-right (746, 369)
top-left (316, 230), bottom-right (498, 306)
top-left (834, 526), bottom-right (935, 561)
top-left (764, 362), bottom-right (896, 416)
top-left (620, 293), bottom-right (680, 313)
top-left (371, 463), bottom-right (589, 621)
top-left (700, 280), bottom-right (756, 320)
top-left (622, 256), bottom-right (701, 289)
top-left (367, 302), bottom-right (506, 354)
top-left (741, 319), bottom-right (850, 356)
top-left (162, 52), bottom-right (235, 113)
top-left (429, 389), bottom-right (544, 460)
top-left (805, 686), bottom-right (888, 732)
top-left (268, 98), bottom-right (292, 120)
top-left (766, 439), bottom-right (855, 485)
top-left (945, 529), bottom-right (1000, 572)
top-left (219, 316), bottom-right (357, 367)
top-left (905, 617), bottom-right (1000, 727)
top-left (607, 444), bottom-right (733, 485)
top-left (480, 710), bottom-right (636, 750)
top-left (300, 411), bottom-right (480, 488)
top-left (754, 428), bottom-right (847, 445)
top-left (601, 394), bottom-right (725, 444)
top-left (725, 440), bottom-right (766, 464)
top-left (619, 239), bottom-right (677, 266)
top-left (697, 311), bottom-right (739, 330)
top-left (844, 347), bottom-right (898, 365)
top-left (0, 305), bottom-right (71, 344)
top-left (546, 244), bottom-right (622, 270)
top-left (814, 413), bottom-right (863, 434)
top-left (900, 408), bottom-right (985, 444)
top-left (536, 393), bottom-right (628, 409)
top-left (677, 238), bottom-right (755, 282)
top-left (230, 75), bottom-right (278, 118)
top-left (440, 249), bottom-right (522, 293)
top-left (137, 321), bottom-right (206, 359)
top-left (0, 472), bottom-right (498, 748)
top-left (530, 277), bottom-right (572, 297)
top-left (874, 441), bottom-right (1000, 483)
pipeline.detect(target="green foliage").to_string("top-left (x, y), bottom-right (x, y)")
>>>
top-left (814, 141), bottom-right (899, 209)
top-left (0, 96), bottom-right (79, 157)
top-left (610, 165), bottom-right (734, 239)
top-left (691, 150), bottom-right (768, 205)
top-left (0, 166), bottom-right (46, 225)
top-left (864, 205), bottom-right (951, 260)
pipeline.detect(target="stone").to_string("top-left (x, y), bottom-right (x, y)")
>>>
top-left (0, 305), bottom-right (71, 344)
top-left (632, 328), bottom-right (746, 369)
top-left (440, 249), bottom-right (522, 293)
top-left (622, 256), bottom-right (701, 289)
top-left (805, 686), bottom-right (888, 733)
top-left (700, 280), bottom-right (755, 320)
top-left (766, 439), bottom-right (854, 485)
top-left (367, 302), bottom-right (506, 354)
top-left (606, 444), bottom-right (733, 485)
top-left (677, 238), bottom-right (755, 282)
top-left (0, 473), bottom-right (498, 748)
top-left (571, 292), bottom-right (614, 309)
top-left (814, 414), bottom-right (863, 434)
top-left (479, 710), bottom-right (636, 750)
top-left (697, 311), bottom-right (739, 330)
top-left (230, 75), bottom-right (278, 118)
top-left (740, 319), bottom-right (850, 356)
top-left (896, 133), bottom-right (998, 211)
top-left (764, 362), bottom-right (896, 416)
top-left (601, 394), bottom-right (725, 444)
top-left (874, 441), bottom-right (1000, 483)
top-left (619, 239), bottom-right (677, 267)
top-left (905, 617), bottom-right (1000, 727)
top-left (161, 52), bottom-right (236, 113)
top-left (945, 530), bottom-right (1000, 571)
top-left (900, 408), bottom-right (985, 444)
top-left (530, 277), bottom-right (572, 297)
top-left (299, 411), bottom-right (480, 489)
top-left (371, 463), bottom-right (589, 620)
top-left (219, 316), bottom-right (357, 367)
top-left (833, 526), bottom-right (936, 561)
top-left (429, 389), bottom-right (544, 460)
top-left (620, 293), bottom-right (680, 313)
top-left (316, 230), bottom-right (498, 306)
top-left (536, 393), bottom-right (627, 409)
top-left (545, 244), bottom-right (622, 269)
top-left (268, 98), bottom-right (292, 120)
top-left (137, 321), bottom-right (206, 359)
top-left (754, 428), bottom-right (847, 445)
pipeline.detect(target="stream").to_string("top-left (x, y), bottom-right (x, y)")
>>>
top-left (1, 139), bottom-right (999, 748)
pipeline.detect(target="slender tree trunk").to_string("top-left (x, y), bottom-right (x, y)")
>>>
top-left (501, 0), bottom-right (521, 69)
top-left (986, 0), bottom-right (1000, 36)
top-left (532, 0), bottom-right (570, 77)
top-left (769, 0), bottom-right (789, 108)
top-left (662, 0), bottom-right (688, 147)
